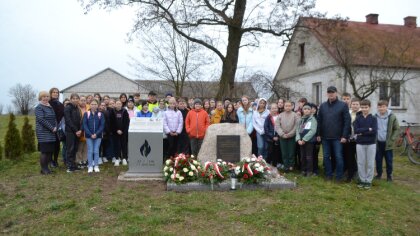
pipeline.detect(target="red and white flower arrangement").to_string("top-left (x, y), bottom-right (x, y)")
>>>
top-left (234, 155), bottom-right (271, 184)
top-left (199, 159), bottom-right (234, 184)
top-left (163, 153), bottom-right (201, 184)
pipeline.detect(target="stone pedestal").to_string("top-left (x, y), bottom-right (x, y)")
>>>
top-left (198, 123), bottom-right (252, 163)
top-left (119, 117), bottom-right (163, 181)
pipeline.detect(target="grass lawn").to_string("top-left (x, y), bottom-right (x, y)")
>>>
top-left (0, 115), bottom-right (419, 235)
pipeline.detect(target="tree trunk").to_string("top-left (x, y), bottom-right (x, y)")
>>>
top-left (216, 0), bottom-right (246, 100)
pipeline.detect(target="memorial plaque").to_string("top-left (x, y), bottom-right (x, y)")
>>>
top-left (217, 135), bottom-right (240, 163)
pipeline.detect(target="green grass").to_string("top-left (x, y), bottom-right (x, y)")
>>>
top-left (0, 115), bottom-right (419, 235)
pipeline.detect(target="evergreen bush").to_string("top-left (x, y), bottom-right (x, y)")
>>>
top-left (21, 116), bottom-right (36, 153)
top-left (4, 113), bottom-right (23, 160)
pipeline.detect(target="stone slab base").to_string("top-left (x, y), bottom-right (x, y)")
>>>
top-left (118, 172), bottom-right (164, 181)
top-left (166, 176), bottom-right (296, 192)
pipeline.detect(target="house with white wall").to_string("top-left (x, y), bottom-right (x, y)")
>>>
top-left (274, 14), bottom-right (420, 123)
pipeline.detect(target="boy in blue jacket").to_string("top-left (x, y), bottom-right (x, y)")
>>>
top-left (354, 99), bottom-right (377, 189)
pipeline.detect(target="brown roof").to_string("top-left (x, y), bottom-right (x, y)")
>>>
top-left (300, 17), bottom-right (420, 69)
top-left (135, 80), bottom-right (257, 99)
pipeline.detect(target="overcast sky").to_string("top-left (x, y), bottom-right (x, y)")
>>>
top-left (0, 0), bottom-right (418, 112)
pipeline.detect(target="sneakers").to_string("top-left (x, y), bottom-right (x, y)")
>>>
top-left (112, 157), bottom-right (116, 163)
top-left (94, 166), bottom-right (100, 173)
top-left (357, 182), bottom-right (365, 189)
top-left (387, 176), bottom-right (393, 182)
top-left (114, 159), bottom-right (120, 166)
top-left (67, 168), bottom-right (74, 173)
top-left (103, 157), bottom-right (108, 163)
top-left (122, 159), bottom-right (128, 166)
top-left (364, 183), bottom-right (372, 190)
top-left (88, 167), bottom-right (93, 173)
top-left (98, 158), bottom-right (103, 165)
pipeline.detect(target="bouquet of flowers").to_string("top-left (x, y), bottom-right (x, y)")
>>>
top-left (234, 155), bottom-right (271, 184)
top-left (199, 159), bottom-right (234, 184)
top-left (163, 153), bottom-right (201, 184)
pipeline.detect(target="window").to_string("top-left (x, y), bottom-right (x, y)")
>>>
top-left (312, 82), bottom-right (322, 106)
top-left (299, 43), bottom-right (305, 65)
top-left (379, 81), bottom-right (401, 107)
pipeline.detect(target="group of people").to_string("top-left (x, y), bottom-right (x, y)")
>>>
top-left (35, 86), bottom-right (399, 189)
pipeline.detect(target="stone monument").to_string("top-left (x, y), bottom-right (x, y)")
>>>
top-left (118, 117), bottom-right (163, 181)
top-left (198, 123), bottom-right (252, 163)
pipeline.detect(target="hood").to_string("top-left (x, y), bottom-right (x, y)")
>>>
top-left (376, 109), bottom-right (392, 118)
top-left (257, 98), bottom-right (268, 109)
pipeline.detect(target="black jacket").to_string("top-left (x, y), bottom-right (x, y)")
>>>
top-left (264, 114), bottom-right (279, 142)
top-left (317, 98), bottom-right (351, 139)
top-left (49, 98), bottom-right (64, 123)
top-left (354, 113), bottom-right (377, 145)
top-left (110, 108), bottom-right (130, 134)
top-left (64, 103), bottom-right (81, 133)
top-left (220, 112), bottom-right (239, 123)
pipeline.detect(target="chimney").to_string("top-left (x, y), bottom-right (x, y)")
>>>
top-left (366, 13), bottom-right (379, 24)
top-left (404, 16), bottom-right (417, 28)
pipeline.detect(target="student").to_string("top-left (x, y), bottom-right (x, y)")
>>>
top-left (296, 98), bottom-right (308, 117)
top-left (76, 96), bottom-right (88, 168)
top-left (136, 101), bottom-right (152, 117)
top-left (264, 103), bottom-right (280, 167)
top-left (344, 98), bottom-right (361, 182)
top-left (237, 96), bottom-right (254, 133)
top-left (111, 100), bottom-right (130, 166)
top-left (209, 98), bottom-right (216, 112)
top-left (296, 104), bottom-right (318, 176)
top-left (210, 101), bottom-right (225, 124)
top-left (126, 96), bottom-right (138, 118)
top-left (203, 99), bottom-right (211, 115)
top-left (64, 93), bottom-right (82, 172)
top-left (83, 99), bottom-right (104, 173)
top-left (223, 98), bottom-right (231, 108)
top-left (99, 101), bottom-right (112, 163)
top-left (133, 93), bottom-right (141, 107)
top-left (354, 99), bottom-right (377, 189)
top-left (94, 93), bottom-right (102, 103)
top-left (187, 98), bottom-right (194, 110)
top-left (35, 91), bottom-right (58, 175)
top-left (158, 99), bottom-right (167, 112)
top-left (177, 98), bottom-right (191, 154)
top-left (310, 103), bottom-right (320, 175)
top-left (237, 96), bottom-right (255, 152)
top-left (164, 97), bottom-right (183, 158)
top-left (119, 93), bottom-right (128, 108)
top-left (276, 101), bottom-right (300, 172)
top-left (147, 91), bottom-right (159, 111)
top-left (185, 99), bottom-right (210, 156)
top-left (48, 87), bottom-right (64, 168)
top-left (86, 95), bottom-right (93, 110)
top-left (278, 98), bottom-right (285, 114)
top-left (375, 100), bottom-right (400, 182)
top-left (252, 98), bottom-right (269, 159)
top-left (221, 103), bottom-right (239, 123)
top-left (342, 92), bottom-right (352, 109)
top-left (60, 98), bottom-right (70, 165)
top-left (103, 95), bottom-right (110, 106)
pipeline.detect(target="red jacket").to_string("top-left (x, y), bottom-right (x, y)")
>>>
top-left (185, 108), bottom-right (210, 139)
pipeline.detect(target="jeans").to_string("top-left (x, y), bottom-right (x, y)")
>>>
top-left (256, 133), bottom-right (267, 159)
top-left (86, 138), bottom-right (102, 167)
top-left (375, 141), bottom-right (393, 177)
top-left (322, 139), bottom-right (344, 180)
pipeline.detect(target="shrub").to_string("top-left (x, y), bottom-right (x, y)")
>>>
top-left (4, 113), bottom-right (23, 160)
top-left (21, 116), bottom-right (36, 153)
top-left (0, 142), bottom-right (3, 160)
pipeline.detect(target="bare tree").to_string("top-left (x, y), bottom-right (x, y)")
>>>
top-left (313, 19), bottom-right (420, 100)
top-left (130, 24), bottom-right (214, 97)
top-left (8, 83), bottom-right (37, 115)
top-left (82, 0), bottom-right (322, 99)
top-left (248, 71), bottom-right (301, 101)
top-left (0, 103), bottom-right (3, 115)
